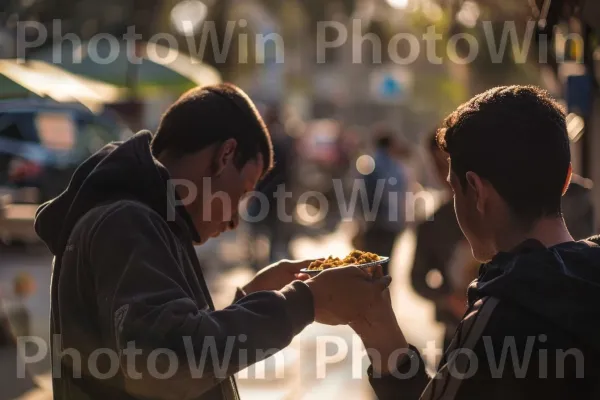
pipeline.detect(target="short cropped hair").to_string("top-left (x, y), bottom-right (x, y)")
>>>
top-left (437, 85), bottom-right (570, 226)
top-left (427, 128), bottom-right (441, 154)
top-left (151, 83), bottom-right (274, 177)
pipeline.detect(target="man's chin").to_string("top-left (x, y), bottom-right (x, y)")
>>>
top-left (195, 232), bottom-right (220, 245)
top-left (473, 248), bottom-right (494, 263)
top-left (195, 237), bottom-right (209, 245)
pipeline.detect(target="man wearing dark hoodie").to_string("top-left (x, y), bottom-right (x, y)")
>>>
top-left (34, 84), bottom-right (391, 400)
top-left (354, 86), bottom-right (600, 399)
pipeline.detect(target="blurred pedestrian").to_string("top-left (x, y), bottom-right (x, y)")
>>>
top-left (362, 130), bottom-right (409, 275)
top-left (247, 106), bottom-right (295, 268)
top-left (411, 131), bottom-right (473, 350)
top-left (34, 84), bottom-right (391, 400)
top-left (8, 272), bottom-right (35, 338)
top-left (0, 292), bottom-right (12, 348)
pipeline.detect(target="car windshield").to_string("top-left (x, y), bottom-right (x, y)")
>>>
top-left (0, 107), bottom-right (121, 188)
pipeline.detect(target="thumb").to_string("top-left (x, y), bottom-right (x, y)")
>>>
top-left (294, 273), bottom-right (311, 281)
top-left (371, 264), bottom-right (384, 279)
top-left (373, 275), bottom-right (392, 291)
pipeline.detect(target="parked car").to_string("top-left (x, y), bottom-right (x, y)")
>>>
top-left (0, 98), bottom-right (130, 203)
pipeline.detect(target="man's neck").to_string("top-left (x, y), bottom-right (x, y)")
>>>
top-left (495, 217), bottom-right (574, 254)
top-left (156, 155), bottom-right (204, 221)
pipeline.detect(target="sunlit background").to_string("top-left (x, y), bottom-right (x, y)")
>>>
top-left (1, 0), bottom-right (600, 399)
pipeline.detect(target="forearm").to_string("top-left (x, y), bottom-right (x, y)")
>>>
top-left (355, 320), bottom-right (409, 375)
top-left (116, 285), bottom-right (312, 399)
top-left (353, 320), bottom-right (430, 400)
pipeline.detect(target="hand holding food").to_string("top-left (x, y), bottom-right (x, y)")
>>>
top-left (305, 266), bottom-right (392, 326)
top-left (349, 287), bottom-right (397, 333)
top-left (243, 259), bottom-right (315, 294)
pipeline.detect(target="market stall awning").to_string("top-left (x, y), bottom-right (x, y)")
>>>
top-left (0, 59), bottom-right (125, 112)
top-left (30, 40), bottom-right (222, 93)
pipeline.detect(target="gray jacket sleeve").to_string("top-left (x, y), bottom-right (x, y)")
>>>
top-left (88, 203), bottom-right (314, 400)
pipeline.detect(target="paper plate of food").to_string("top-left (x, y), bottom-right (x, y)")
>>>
top-left (300, 250), bottom-right (390, 276)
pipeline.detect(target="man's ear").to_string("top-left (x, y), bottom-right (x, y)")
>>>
top-left (465, 171), bottom-right (486, 213)
top-left (213, 139), bottom-right (237, 176)
top-left (562, 163), bottom-right (573, 196)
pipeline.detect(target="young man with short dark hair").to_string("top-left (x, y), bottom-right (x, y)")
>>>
top-left (35, 84), bottom-right (390, 400)
top-left (363, 130), bottom-right (409, 275)
top-left (356, 85), bottom-right (600, 399)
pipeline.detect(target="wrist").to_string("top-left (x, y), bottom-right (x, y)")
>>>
top-left (304, 278), bottom-right (333, 323)
top-left (352, 310), bottom-right (398, 335)
top-left (353, 319), bottom-right (408, 375)
top-left (354, 319), bottom-right (405, 347)
top-left (304, 278), bottom-right (321, 306)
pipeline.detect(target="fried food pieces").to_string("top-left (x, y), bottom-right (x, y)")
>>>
top-left (307, 250), bottom-right (381, 271)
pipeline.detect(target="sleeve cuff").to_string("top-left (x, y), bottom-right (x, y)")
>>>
top-left (280, 281), bottom-right (315, 336)
top-left (368, 345), bottom-right (430, 400)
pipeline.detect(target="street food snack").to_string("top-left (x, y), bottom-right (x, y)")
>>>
top-left (307, 250), bottom-right (381, 271)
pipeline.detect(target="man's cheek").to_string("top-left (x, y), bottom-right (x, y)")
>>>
top-left (231, 195), bottom-right (243, 218)
top-left (212, 200), bottom-right (226, 222)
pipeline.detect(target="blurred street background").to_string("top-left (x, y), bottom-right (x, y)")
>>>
top-left (2, 0), bottom-right (600, 398)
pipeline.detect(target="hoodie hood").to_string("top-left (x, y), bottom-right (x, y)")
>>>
top-left (35, 131), bottom-right (200, 255)
top-left (471, 238), bottom-right (600, 352)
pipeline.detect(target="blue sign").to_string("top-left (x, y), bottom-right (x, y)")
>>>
top-left (380, 74), bottom-right (404, 99)
top-left (566, 74), bottom-right (593, 117)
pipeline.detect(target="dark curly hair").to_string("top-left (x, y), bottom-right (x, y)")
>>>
top-left (437, 85), bottom-right (570, 226)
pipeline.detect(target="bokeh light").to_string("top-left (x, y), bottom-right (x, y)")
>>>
top-left (456, 0), bottom-right (480, 28)
top-left (295, 203), bottom-right (326, 226)
top-left (566, 113), bottom-right (585, 142)
top-left (386, 0), bottom-right (409, 10)
top-left (356, 155), bottom-right (376, 175)
top-left (170, 0), bottom-right (208, 36)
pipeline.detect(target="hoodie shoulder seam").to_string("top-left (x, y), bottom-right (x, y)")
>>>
top-left (80, 200), bottom-right (167, 248)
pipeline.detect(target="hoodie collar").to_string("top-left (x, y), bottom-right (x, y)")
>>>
top-left (35, 131), bottom-right (200, 254)
top-left (124, 132), bottom-right (202, 243)
top-left (468, 239), bottom-right (550, 305)
top-left (161, 167), bottom-right (202, 244)
top-left (467, 237), bottom-right (600, 353)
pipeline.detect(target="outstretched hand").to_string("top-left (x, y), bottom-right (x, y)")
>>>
top-left (243, 259), bottom-right (315, 294)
